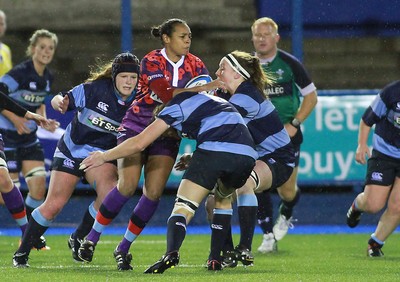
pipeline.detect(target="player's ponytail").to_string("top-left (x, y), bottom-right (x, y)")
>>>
top-left (229, 50), bottom-right (274, 97)
top-left (151, 18), bottom-right (189, 46)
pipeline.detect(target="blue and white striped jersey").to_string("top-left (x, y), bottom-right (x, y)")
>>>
top-left (55, 79), bottom-right (135, 159)
top-left (229, 81), bottom-right (295, 167)
top-left (362, 80), bottom-right (400, 158)
top-left (157, 91), bottom-right (257, 160)
top-left (0, 59), bottom-right (53, 147)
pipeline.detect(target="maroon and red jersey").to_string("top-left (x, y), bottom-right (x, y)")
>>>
top-left (121, 48), bottom-right (208, 132)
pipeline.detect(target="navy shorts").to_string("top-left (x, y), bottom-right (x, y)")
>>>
top-left (183, 148), bottom-right (255, 191)
top-left (51, 156), bottom-right (86, 178)
top-left (51, 150), bottom-right (117, 183)
top-left (365, 149), bottom-right (400, 186)
top-left (117, 126), bottom-right (180, 160)
top-left (259, 155), bottom-right (294, 189)
top-left (291, 129), bottom-right (302, 167)
top-left (5, 142), bottom-right (44, 173)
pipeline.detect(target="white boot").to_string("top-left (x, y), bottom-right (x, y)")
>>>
top-left (257, 232), bottom-right (277, 253)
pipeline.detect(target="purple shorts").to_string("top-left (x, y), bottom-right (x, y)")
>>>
top-left (117, 126), bottom-right (180, 159)
top-left (122, 101), bottom-right (156, 133)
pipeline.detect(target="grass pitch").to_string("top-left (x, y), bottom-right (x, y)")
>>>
top-left (1, 232), bottom-right (400, 281)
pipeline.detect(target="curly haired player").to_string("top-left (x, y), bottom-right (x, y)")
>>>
top-left (13, 52), bottom-right (140, 267)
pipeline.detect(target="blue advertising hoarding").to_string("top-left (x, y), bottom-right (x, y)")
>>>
top-left (298, 92), bottom-right (376, 186)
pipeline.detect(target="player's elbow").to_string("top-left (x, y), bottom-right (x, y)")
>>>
top-left (313, 94), bottom-right (318, 106)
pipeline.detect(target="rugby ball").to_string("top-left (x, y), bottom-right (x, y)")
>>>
top-left (185, 75), bottom-right (214, 95)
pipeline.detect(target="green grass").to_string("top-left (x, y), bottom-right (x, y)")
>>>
top-left (1, 233), bottom-right (400, 281)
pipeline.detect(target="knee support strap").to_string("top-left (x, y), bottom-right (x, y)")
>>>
top-left (214, 179), bottom-right (235, 199)
top-left (0, 157), bottom-right (7, 168)
top-left (250, 170), bottom-right (260, 191)
top-left (24, 166), bottom-right (46, 182)
top-left (172, 195), bottom-right (199, 216)
top-left (12, 178), bottom-right (21, 189)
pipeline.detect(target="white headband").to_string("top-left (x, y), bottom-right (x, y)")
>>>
top-left (223, 54), bottom-right (251, 80)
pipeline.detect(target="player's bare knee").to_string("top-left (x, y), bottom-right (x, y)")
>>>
top-left (0, 168), bottom-right (12, 190)
top-left (364, 200), bottom-right (384, 214)
top-left (116, 183), bottom-right (136, 197)
top-left (0, 176), bottom-right (13, 192)
top-left (144, 190), bottom-right (162, 201)
top-left (387, 203), bottom-right (400, 215)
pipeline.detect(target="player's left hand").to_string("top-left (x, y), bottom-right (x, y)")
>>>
top-left (79, 151), bottom-right (106, 172)
top-left (42, 119), bottom-right (60, 132)
top-left (284, 123), bottom-right (298, 137)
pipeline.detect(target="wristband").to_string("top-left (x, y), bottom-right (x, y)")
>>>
top-left (291, 118), bottom-right (301, 128)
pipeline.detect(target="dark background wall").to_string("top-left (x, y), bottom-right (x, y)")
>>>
top-left (1, 0), bottom-right (400, 93)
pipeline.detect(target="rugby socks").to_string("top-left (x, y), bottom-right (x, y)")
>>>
top-left (86, 187), bottom-right (130, 244)
top-left (209, 208), bottom-right (232, 261)
top-left (279, 189), bottom-right (300, 219)
top-left (73, 201), bottom-right (97, 240)
top-left (369, 233), bottom-right (384, 247)
top-left (2, 185), bottom-right (28, 234)
top-left (25, 194), bottom-right (44, 220)
top-left (118, 215), bottom-right (146, 254)
top-left (237, 194), bottom-right (258, 250)
top-left (18, 209), bottom-right (50, 254)
top-left (256, 190), bottom-right (274, 234)
top-left (206, 195), bottom-right (234, 253)
top-left (222, 225), bottom-right (234, 253)
top-left (117, 195), bottom-right (159, 253)
top-left (166, 214), bottom-right (187, 253)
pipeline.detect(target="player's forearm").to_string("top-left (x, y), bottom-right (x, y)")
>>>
top-left (0, 91), bottom-right (28, 117)
top-left (296, 91), bottom-right (318, 121)
top-left (2, 109), bottom-right (21, 123)
top-left (357, 120), bottom-right (371, 146)
top-left (103, 136), bottom-right (144, 162)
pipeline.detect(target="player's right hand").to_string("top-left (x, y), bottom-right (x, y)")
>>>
top-left (174, 153), bottom-right (192, 171)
